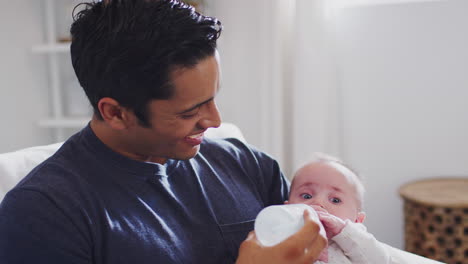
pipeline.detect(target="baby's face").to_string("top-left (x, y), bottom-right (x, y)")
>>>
top-left (288, 161), bottom-right (362, 222)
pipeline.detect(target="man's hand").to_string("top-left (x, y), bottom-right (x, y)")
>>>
top-left (236, 210), bottom-right (327, 264)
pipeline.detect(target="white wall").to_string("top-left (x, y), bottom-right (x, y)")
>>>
top-left (207, 0), bottom-right (268, 148)
top-left (291, 0), bottom-right (343, 173)
top-left (0, 1), bottom-right (53, 153)
top-left (208, 0), bottom-right (291, 171)
top-left (331, 0), bottom-right (468, 248)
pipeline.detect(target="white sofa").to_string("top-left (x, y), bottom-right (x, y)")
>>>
top-left (0, 123), bottom-right (444, 264)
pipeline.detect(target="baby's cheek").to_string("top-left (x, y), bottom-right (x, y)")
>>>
top-left (286, 196), bottom-right (301, 204)
top-left (330, 209), bottom-right (351, 221)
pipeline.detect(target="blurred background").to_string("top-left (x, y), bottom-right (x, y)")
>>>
top-left (1, 0), bottom-right (468, 251)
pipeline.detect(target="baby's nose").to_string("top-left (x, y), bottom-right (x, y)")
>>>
top-left (310, 204), bottom-right (327, 213)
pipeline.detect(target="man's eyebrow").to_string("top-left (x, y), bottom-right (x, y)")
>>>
top-left (177, 97), bottom-right (214, 114)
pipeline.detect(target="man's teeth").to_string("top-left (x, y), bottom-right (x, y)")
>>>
top-left (187, 133), bottom-right (203, 139)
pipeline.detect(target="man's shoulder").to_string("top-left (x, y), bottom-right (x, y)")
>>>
top-left (201, 137), bottom-right (248, 151)
top-left (201, 137), bottom-right (263, 159)
top-left (198, 138), bottom-right (278, 169)
top-left (12, 137), bottom-right (91, 193)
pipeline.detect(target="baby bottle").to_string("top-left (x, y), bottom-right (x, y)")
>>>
top-left (254, 204), bottom-right (323, 246)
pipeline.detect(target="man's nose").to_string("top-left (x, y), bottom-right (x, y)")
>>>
top-left (199, 100), bottom-right (222, 129)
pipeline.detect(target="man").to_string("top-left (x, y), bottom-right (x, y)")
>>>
top-left (0, 1), bottom-right (325, 263)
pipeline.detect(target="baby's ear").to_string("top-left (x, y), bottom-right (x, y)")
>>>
top-left (356, 212), bottom-right (366, 223)
top-left (284, 200), bottom-right (289, 204)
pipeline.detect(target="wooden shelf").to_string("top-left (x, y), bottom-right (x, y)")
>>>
top-left (35, 0), bottom-right (81, 141)
top-left (31, 43), bottom-right (70, 54)
top-left (38, 118), bottom-right (89, 128)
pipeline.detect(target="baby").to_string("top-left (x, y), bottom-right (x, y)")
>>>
top-left (286, 153), bottom-right (391, 263)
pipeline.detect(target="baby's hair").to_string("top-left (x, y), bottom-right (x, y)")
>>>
top-left (293, 152), bottom-right (366, 210)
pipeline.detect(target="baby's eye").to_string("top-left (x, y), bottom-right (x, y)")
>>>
top-left (330, 197), bottom-right (341, 204)
top-left (301, 193), bottom-right (312, 199)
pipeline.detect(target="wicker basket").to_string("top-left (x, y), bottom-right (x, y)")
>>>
top-left (399, 178), bottom-right (468, 264)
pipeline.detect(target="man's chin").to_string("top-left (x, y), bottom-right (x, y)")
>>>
top-left (175, 146), bottom-right (201, 161)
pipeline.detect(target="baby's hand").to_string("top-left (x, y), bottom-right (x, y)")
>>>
top-left (316, 211), bottom-right (346, 239)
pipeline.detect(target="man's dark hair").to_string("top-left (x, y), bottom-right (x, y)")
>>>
top-left (70, 0), bottom-right (222, 126)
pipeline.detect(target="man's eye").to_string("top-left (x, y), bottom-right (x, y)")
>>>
top-left (180, 109), bottom-right (200, 119)
top-left (330, 197), bottom-right (341, 204)
top-left (301, 193), bottom-right (312, 199)
top-left (181, 113), bottom-right (198, 119)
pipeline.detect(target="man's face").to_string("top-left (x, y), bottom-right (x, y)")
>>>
top-left (288, 161), bottom-right (361, 222)
top-left (123, 54), bottom-right (222, 164)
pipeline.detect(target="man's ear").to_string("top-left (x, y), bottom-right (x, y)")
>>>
top-left (97, 97), bottom-right (133, 130)
top-left (356, 212), bottom-right (366, 223)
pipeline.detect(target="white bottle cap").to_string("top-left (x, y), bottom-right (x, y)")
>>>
top-left (254, 204), bottom-right (321, 247)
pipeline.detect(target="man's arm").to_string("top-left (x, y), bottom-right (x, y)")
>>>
top-left (235, 210), bottom-right (327, 264)
top-left (0, 189), bottom-right (91, 264)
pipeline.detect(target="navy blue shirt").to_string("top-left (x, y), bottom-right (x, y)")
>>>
top-left (0, 125), bottom-right (289, 264)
